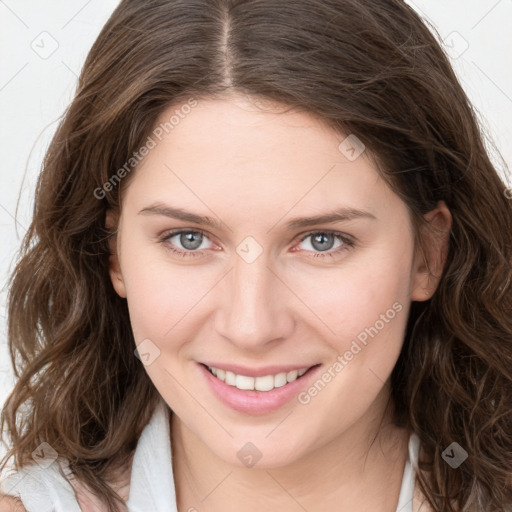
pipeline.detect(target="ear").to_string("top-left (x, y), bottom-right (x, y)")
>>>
top-left (105, 209), bottom-right (127, 298)
top-left (410, 200), bottom-right (452, 302)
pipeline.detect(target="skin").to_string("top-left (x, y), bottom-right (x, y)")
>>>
top-left (107, 93), bottom-right (452, 511)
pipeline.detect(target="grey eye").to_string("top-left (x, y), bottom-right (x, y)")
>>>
top-left (309, 233), bottom-right (336, 251)
top-left (176, 231), bottom-right (204, 250)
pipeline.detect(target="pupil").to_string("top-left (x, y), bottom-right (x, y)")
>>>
top-left (182, 232), bottom-right (202, 250)
top-left (312, 233), bottom-right (333, 251)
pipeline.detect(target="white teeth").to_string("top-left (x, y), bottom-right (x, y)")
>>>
top-left (274, 372), bottom-right (288, 388)
top-left (286, 370), bottom-right (298, 382)
top-left (255, 375), bottom-right (275, 391)
top-left (207, 365), bottom-right (311, 392)
top-left (235, 374), bottom-right (255, 390)
top-left (225, 371), bottom-right (236, 386)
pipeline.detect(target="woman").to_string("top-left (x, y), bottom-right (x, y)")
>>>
top-left (1, 0), bottom-right (511, 511)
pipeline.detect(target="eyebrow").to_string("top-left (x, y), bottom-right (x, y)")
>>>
top-left (138, 202), bottom-right (376, 230)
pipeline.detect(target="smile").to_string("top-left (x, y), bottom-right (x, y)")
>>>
top-left (199, 362), bottom-right (322, 415)
top-left (205, 365), bottom-right (311, 392)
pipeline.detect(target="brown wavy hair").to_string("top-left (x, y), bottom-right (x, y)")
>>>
top-left (1, 0), bottom-right (512, 510)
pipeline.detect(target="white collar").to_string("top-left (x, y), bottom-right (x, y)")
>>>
top-left (126, 398), bottom-right (177, 512)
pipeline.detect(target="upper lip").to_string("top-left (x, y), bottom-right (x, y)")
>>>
top-left (200, 362), bottom-right (318, 377)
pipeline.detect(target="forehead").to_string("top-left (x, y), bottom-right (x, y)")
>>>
top-left (122, 94), bottom-right (405, 225)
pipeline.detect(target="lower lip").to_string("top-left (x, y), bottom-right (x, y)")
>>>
top-left (198, 363), bottom-right (321, 415)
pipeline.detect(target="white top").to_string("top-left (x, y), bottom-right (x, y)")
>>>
top-left (0, 398), bottom-right (421, 511)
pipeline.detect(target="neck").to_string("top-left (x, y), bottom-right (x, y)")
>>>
top-left (170, 391), bottom-right (411, 512)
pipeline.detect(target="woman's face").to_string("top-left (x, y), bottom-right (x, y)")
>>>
top-left (108, 93), bottom-right (448, 468)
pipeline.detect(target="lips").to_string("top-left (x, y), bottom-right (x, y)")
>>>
top-left (198, 362), bottom-right (322, 415)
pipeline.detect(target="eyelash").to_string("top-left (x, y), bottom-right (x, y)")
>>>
top-left (158, 229), bottom-right (355, 260)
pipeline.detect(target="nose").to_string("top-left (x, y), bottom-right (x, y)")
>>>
top-left (214, 250), bottom-right (295, 350)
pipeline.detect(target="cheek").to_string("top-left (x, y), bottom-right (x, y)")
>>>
top-left (292, 250), bottom-right (413, 430)
top-left (119, 236), bottom-right (216, 347)
top-left (291, 245), bottom-right (413, 349)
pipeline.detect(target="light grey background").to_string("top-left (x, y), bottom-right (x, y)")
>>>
top-left (0, 1), bottom-right (511, 459)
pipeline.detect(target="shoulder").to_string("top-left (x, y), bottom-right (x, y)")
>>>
top-left (1, 453), bottom-right (133, 512)
top-left (0, 495), bottom-right (26, 512)
top-left (0, 458), bottom-right (82, 511)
